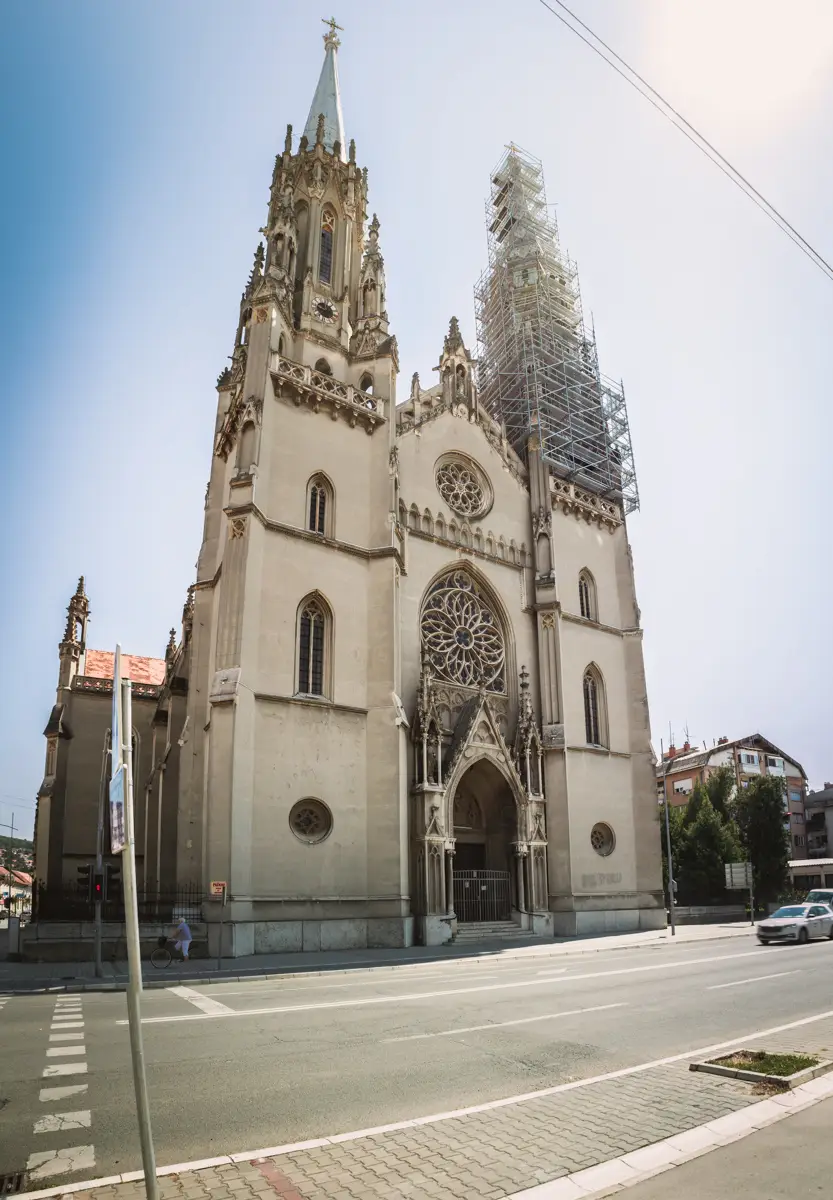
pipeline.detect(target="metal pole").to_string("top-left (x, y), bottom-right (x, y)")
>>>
top-left (217, 884), bottom-right (226, 972)
top-left (94, 730), bottom-right (110, 978)
top-left (663, 790), bottom-right (677, 937)
top-left (122, 679), bottom-right (159, 1200)
top-left (749, 862), bottom-right (755, 926)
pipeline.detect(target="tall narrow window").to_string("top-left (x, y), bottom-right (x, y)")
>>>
top-left (297, 596), bottom-right (330, 697)
top-left (583, 666), bottom-right (607, 747)
top-left (306, 474), bottom-right (333, 536)
top-left (578, 570), bottom-right (597, 621)
top-left (319, 212), bottom-right (334, 284)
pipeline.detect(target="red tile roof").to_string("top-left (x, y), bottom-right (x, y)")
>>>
top-left (83, 649), bottom-right (166, 686)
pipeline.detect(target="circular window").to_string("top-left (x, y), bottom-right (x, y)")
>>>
top-left (289, 798), bottom-right (333, 845)
top-left (421, 570), bottom-right (505, 692)
top-left (435, 456), bottom-right (491, 519)
top-left (590, 823), bottom-right (615, 857)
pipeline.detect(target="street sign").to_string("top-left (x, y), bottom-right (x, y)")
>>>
top-left (725, 861), bottom-right (753, 890)
top-left (109, 764), bottom-right (127, 854)
top-left (209, 881), bottom-right (227, 897)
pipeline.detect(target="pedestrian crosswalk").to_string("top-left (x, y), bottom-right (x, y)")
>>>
top-left (26, 995), bottom-right (95, 1183)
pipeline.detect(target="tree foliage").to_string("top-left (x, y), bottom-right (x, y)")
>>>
top-left (676, 796), bottom-right (743, 905)
top-left (732, 775), bottom-right (790, 905)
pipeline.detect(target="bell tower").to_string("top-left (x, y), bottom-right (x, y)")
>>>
top-left (180, 22), bottom-right (410, 955)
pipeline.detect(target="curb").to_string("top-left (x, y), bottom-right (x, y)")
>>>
top-left (0, 927), bottom-right (756, 995)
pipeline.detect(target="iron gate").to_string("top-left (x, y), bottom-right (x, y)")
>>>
top-left (453, 869), bottom-right (511, 922)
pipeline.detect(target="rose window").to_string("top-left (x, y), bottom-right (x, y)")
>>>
top-left (420, 570), bottom-right (505, 691)
top-left (435, 458), bottom-right (489, 518)
top-left (289, 798), bottom-right (333, 844)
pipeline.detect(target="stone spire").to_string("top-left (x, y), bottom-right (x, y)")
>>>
top-left (302, 18), bottom-right (347, 161)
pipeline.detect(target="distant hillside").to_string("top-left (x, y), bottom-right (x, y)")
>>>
top-left (2, 836), bottom-right (33, 872)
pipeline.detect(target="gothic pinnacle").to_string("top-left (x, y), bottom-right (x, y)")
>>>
top-left (348, 138), bottom-right (356, 164)
top-left (315, 112), bottom-right (326, 146)
top-left (284, 123), bottom-right (292, 153)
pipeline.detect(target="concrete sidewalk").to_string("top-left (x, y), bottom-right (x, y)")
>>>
top-left (0, 922), bottom-right (755, 993)
top-left (593, 1095), bottom-right (833, 1199)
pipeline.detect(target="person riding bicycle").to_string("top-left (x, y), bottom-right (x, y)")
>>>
top-left (172, 917), bottom-right (192, 961)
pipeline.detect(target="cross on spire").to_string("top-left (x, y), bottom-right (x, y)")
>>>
top-left (322, 15), bottom-right (343, 45)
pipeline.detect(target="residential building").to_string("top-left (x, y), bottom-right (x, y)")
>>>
top-left (656, 733), bottom-right (808, 857)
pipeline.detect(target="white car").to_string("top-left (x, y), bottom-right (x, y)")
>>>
top-left (757, 903), bottom-right (833, 945)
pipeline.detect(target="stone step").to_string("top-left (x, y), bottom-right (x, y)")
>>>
top-left (454, 922), bottom-right (531, 941)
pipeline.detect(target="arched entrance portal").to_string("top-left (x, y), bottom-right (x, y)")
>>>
top-left (452, 759), bottom-right (517, 923)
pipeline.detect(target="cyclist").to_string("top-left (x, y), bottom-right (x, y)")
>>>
top-left (172, 916), bottom-right (192, 961)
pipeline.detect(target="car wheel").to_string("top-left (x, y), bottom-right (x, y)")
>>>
top-left (798, 927), bottom-right (809, 944)
top-left (757, 938), bottom-right (769, 945)
top-left (827, 925), bottom-right (833, 941)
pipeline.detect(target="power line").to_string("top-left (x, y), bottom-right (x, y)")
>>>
top-left (535, 0), bottom-right (833, 283)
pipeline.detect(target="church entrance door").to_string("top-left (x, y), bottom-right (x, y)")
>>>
top-left (451, 758), bottom-right (516, 923)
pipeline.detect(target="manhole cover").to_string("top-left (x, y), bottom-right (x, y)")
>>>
top-left (0, 1173), bottom-right (24, 1195)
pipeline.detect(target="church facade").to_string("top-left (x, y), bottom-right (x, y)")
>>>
top-left (34, 24), bottom-right (664, 954)
top-left (172, 25), bottom-right (663, 953)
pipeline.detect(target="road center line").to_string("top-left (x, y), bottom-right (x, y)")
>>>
top-left (167, 985), bottom-right (235, 1015)
top-left (707, 970), bottom-right (801, 990)
top-left (384, 1001), bottom-right (626, 1042)
top-left (123, 948), bottom-right (780, 1025)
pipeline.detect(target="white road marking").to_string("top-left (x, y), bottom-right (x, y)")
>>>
top-left (51, 1021), bottom-right (84, 1029)
top-left (385, 1002), bottom-right (626, 1042)
top-left (40, 1085), bottom-right (88, 1102)
top-left (26, 1146), bottom-right (95, 1180)
top-left (43, 1063), bottom-right (88, 1077)
top-left (708, 971), bottom-right (801, 990)
top-left (46, 1045), bottom-right (86, 1057)
top-left (34, 1111), bottom-right (92, 1134)
top-left (50, 1033), bottom-right (85, 1042)
top-left (209, 970), bottom-right (503, 997)
top-left (168, 985), bottom-right (235, 1015)
top-left (126, 948), bottom-right (778, 1025)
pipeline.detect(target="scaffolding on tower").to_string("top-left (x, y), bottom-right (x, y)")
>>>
top-left (474, 144), bottom-right (639, 514)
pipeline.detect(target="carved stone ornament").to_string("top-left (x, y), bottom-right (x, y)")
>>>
top-left (542, 723), bottom-right (565, 749)
top-left (253, 307), bottom-right (269, 324)
top-left (230, 517), bottom-right (247, 539)
top-left (541, 612), bottom-right (556, 630)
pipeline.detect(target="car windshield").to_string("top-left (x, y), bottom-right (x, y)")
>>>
top-left (807, 891), bottom-right (833, 903)
top-left (772, 906), bottom-right (808, 918)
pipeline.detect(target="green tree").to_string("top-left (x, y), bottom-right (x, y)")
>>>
top-left (733, 775), bottom-right (790, 906)
top-left (704, 765), bottom-right (736, 821)
top-left (676, 796), bottom-right (743, 905)
top-left (659, 800), bottom-right (685, 900)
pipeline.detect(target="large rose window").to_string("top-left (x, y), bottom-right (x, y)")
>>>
top-left (421, 571), bottom-right (506, 691)
top-left (435, 456), bottom-right (492, 519)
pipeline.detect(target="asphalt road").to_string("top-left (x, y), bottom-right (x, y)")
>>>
top-left (2, 934), bottom-right (832, 1191)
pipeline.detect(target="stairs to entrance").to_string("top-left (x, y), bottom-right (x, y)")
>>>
top-left (453, 921), bottom-right (532, 943)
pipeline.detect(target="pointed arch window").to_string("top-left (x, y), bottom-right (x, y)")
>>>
top-left (237, 422), bottom-right (256, 474)
top-left (307, 474), bottom-right (333, 537)
top-left (579, 569), bottom-right (597, 621)
top-left (583, 665), bottom-right (608, 748)
top-left (296, 595), bottom-right (332, 698)
top-left (319, 211), bottom-right (335, 285)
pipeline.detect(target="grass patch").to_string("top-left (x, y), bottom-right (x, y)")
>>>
top-left (711, 1050), bottom-right (819, 1076)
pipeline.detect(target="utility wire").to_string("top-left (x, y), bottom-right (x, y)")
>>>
top-left (536, 0), bottom-right (833, 283)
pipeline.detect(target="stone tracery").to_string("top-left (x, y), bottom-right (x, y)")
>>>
top-left (420, 570), bottom-right (505, 693)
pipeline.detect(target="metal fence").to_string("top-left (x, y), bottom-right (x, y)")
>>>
top-left (33, 883), bottom-right (204, 924)
top-left (453, 869), bottom-right (511, 922)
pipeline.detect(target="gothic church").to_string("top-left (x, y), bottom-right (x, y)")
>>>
top-left (36, 24), bottom-right (663, 953)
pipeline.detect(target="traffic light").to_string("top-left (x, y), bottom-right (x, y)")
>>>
top-left (77, 864), bottom-right (93, 901)
top-left (104, 863), bottom-right (122, 902)
top-left (92, 872), bottom-right (104, 903)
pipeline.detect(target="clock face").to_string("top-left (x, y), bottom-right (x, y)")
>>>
top-left (314, 299), bottom-right (336, 323)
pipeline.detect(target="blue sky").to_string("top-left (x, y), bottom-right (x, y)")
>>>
top-left (2, 0), bottom-right (832, 839)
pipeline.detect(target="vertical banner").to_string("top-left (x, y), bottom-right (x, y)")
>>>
top-left (110, 646), bottom-right (125, 852)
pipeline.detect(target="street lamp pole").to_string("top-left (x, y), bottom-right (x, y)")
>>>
top-left (662, 788), bottom-right (677, 937)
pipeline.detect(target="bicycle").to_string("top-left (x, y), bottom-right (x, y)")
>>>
top-left (150, 935), bottom-right (173, 968)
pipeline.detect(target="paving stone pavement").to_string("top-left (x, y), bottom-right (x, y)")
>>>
top-left (48, 1016), bottom-right (833, 1200)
